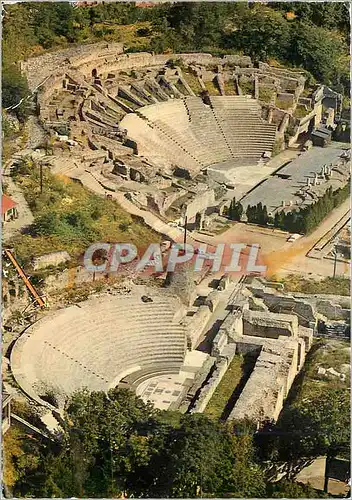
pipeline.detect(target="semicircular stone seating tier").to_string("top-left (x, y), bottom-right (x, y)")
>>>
top-left (10, 294), bottom-right (187, 406)
top-left (119, 96), bottom-right (277, 176)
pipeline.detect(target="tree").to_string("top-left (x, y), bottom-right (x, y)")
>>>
top-left (2, 63), bottom-right (30, 121)
top-left (246, 205), bottom-right (256, 223)
top-left (148, 414), bottom-right (235, 497)
top-left (228, 198), bottom-right (243, 221)
top-left (50, 388), bottom-right (160, 497)
top-left (268, 479), bottom-right (327, 498)
top-left (275, 388), bottom-right (350, 462)
top-left (227, 420), bottom-right (267, 497)
top-left (255, 202), bottom-right (269, 225)
top-left (233, 201), bottom-right (244, 221)
top-left (224, 6), bottom-right (291, 61)
top-left (290, 21), bottom-right (348, 87)
top-left (274, 210), bottom-right (285, 229)
top-left (262, 205), bottom-right (269, 225)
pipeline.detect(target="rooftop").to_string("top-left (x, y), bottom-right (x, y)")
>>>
top-left (2, 194), bottom-right (17, 215)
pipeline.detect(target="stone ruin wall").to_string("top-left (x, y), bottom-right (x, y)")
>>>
top-left (190, 290), bottom-right (314, 424)
top-left (250, 285), bottom-right (350, 324)
top-left (22, 40), bottom-right (253, 94)
top-left (190, 357), bottom-right (233, 414)
top-left (248, 287), bottom-right (317, 328)
top-left (21, 42), bottom-right (124, 90)
top-left (185, 189), bottom-right (215, 221)
top-left (184, 305), bottom-right (212, 350)
top-left (32, 251), bottom-right (71, 271)
top-left (242, 309), bottom-right (299, 339)
top-left (23, 42), bottom-right (318, 158)
top-left (228, 338), bottom-right (300, 423)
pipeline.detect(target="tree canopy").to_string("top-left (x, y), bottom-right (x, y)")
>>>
top-left (2, 2), bottom-right (350, 96)
top-left (5, 389), bottom-right (267, 498)
top-left (5, 383), bottom-right (347, 498)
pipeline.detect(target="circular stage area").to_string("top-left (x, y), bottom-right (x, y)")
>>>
top-left (11, 292), bottom-right (186, 407)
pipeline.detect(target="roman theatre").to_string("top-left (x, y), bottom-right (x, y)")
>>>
top-left (20, 41), bottom-right (327, 228)
top-left (9, 42), bottom-right (344, 423)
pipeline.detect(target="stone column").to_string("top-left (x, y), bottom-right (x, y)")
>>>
top-left (254, 76), bottom-right (259, 100)
top-left (267, 107), bottom-right (274, 124)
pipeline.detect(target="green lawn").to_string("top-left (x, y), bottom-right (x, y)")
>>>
top-left (224, 80), bottom-right (237, 95)
top-left (259, 87), bottom-right (276, 103)
top-left (204, 80), bottom-right (221, 96)
top-left (294, 105), bottom-right (311, 119)
top-left (275, 97), bottom-right (292, 110)
top-left (204, 355), bottom-right (245, 420)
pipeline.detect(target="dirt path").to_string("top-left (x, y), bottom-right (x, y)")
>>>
top-left (2, 174), bottom-right (34, 243)
top-left (264, 198), bottom-right (350, 277)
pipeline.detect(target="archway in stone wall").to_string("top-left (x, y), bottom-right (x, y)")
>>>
top-left (92, 68), bottom-right (97, 78)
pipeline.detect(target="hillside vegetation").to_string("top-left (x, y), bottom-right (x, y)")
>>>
top-left (9, 158), bottom-right (158, 266)
top-left (2, 2), bottom-right (350, 118)
top-left (4, 388), bottom-right (326, 499)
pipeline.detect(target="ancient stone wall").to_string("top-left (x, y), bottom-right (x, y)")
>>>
top-left (190, 356), bottom-right (233, 413)
top-left (248, 287), bottom-right (316, 327)
top-left (184, 305), bottom-right (212, 349)
top-left (211, 329), bottom-right (228, 358)
top-left (228, 339), bottom-right (299, 423)
top-left (32, 251), bottom-right (71, 271)
top-left (186, 189), bottom-right (215, 220)
top-left (292, 293), bottom-right (350, 309)
top-left (21, 42), bottom-right (123, 90)
top-left (222, 54), bottom-right (252, 67)
top-left (22, 43), bottom-right (252, 93)
top-left (204, 290), bottom-right (221, 312)
top-left (316, 300), bottom-right (350, 321)
top-left (243, 310), bottom-right (298, 338)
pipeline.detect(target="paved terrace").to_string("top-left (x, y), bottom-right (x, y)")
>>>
top-left (240, 143), bottom-right (348, 213)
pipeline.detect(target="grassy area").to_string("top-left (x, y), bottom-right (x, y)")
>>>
top-left (239, 80), bottom-right (253, 96)
top-left (224, 80), bottom-right (237, 95)
top-left (211, 222), bottom-right (232, 235)
top-left (259, 87), bottom-right (276, 103)
top-left (9, 159), bottom-right (158, 267)
top-left (273, 275), bottom-right (350, 296)
top-left (286, 338), bottom-right (350, 405)
top-left (116, 95), bottom-right (138, 110)
top-left (204, 79), bottom-right (220, 96)
top-left (204, 355), bottom-right (245, 420)
top-left (275, 97), bottom-right (292, 110)
top-left (58, 275), bottom-right (122, 305)
top-left (182, 70), bottom-right (203, 95)
top-left (294, 104), bottom-right (311, 119)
